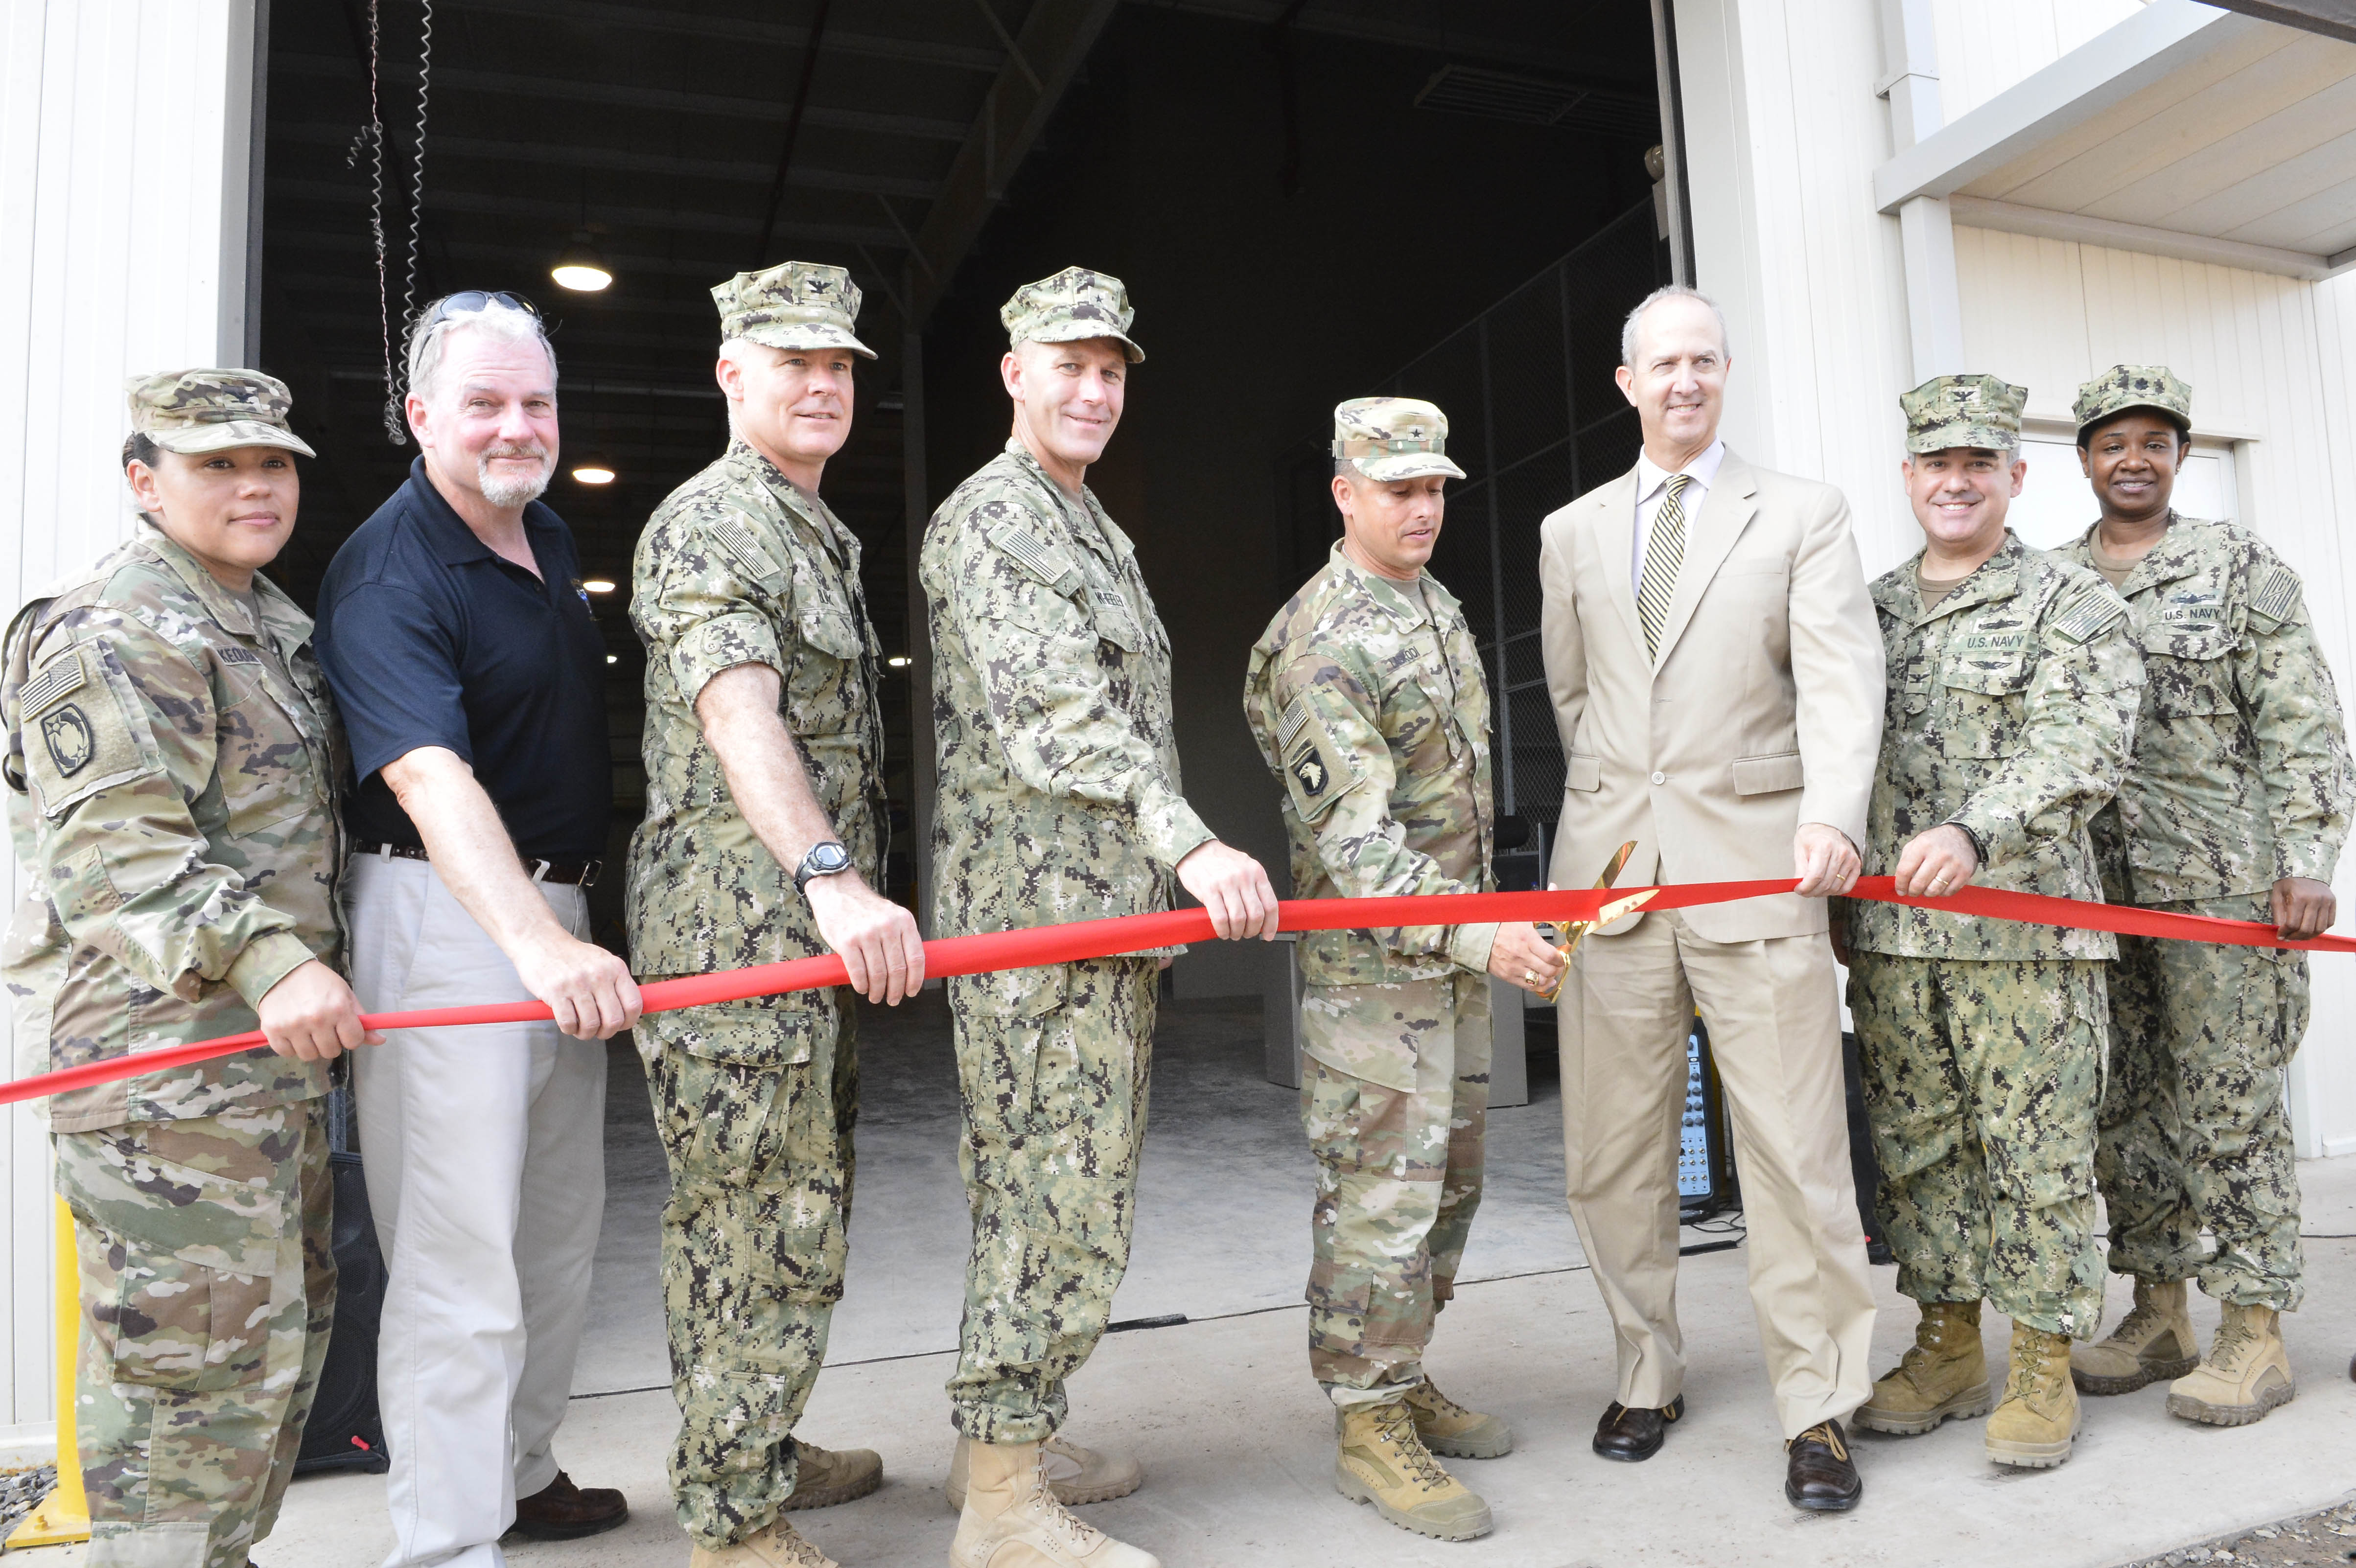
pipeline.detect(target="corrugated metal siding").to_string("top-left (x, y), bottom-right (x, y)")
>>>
top-left (1955, 222), bottom-right (2356, 1157)
top-left (0, 0), bottom-right (255, 1434)
top-left (1929, 0), bottom-right (2148, 121)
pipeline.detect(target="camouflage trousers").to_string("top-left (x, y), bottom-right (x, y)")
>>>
top-left (2099, 893), bottom-right (2307, 1310)
top-left (56, 1098), bottom-right (334, 1568)
top-left (1300, 973), bottom-right (1489, 1405)
top-left (1848, 953), bottom-right (2107, 1338)
top-left (948, 955), bottom-right (1156, 1444)
top-left (645, 1003), bottom-right (857, 1550)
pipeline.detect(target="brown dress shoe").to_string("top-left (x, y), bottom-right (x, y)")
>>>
top-left (1783, 1420), bottom-right (1862, 1512)
top-left (1591, 1395), bottom-right (1684, 1462)
top-left (509, 1471), bottom-right (630, 1541)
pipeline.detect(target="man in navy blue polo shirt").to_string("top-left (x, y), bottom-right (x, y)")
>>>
top-left (315, 292), bottom-right (639, 1568)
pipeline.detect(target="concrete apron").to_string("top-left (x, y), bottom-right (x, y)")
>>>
top-left (35, 1158), bottom-right (2342, 1568)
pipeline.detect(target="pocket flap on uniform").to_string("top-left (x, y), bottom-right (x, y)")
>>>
top-left (797, 606), bottom-right (865, 661)
top-left (1564, 753), bottom-right (1601, 792)
top-left (1940, 656), bottom-right (2032, 695)
top-left (1730, 751), bottom-right (1804, 795)
top-left (652, 995), bottom-right (820, 1067)
top-left (948, 962), bottom-right (1070, 1020)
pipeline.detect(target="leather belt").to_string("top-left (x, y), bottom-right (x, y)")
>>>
top-left (354, 841), bottom-right (602, 888)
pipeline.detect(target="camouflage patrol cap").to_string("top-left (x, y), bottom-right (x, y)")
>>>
top-left (1901, 373), bottom-right (2027, 454)
top-left (2073, 363), bottom-right (2192, 438)
top-left (1001, 267), bottom-right (1145, 364)
top-left (126, 369), bottom-right (316, 458)
top-left (1333, 396), bottom-right (1466, 483)
top-left (713, 260), bottom-right (877, 359)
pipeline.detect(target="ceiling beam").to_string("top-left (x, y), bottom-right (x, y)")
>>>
top-left (270, 124), bottom-right (943, 201)
top-left (911, 0), bottom-right (1121, 323)
top-left (269, 177), bottom-right (905, 247)
top-left (274, 55), bottom-right (973, 142)
top-left (1947, 195), bottom-right (2334, 281)
top-left (2209, 0), bottom-right (2356, 45)
top-left (440, 0), bottom-right (1008, 72)
top-left (1123, 0), bottom-right (1653, 85)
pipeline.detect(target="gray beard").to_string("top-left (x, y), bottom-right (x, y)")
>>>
top-left (477, 455), bottom-right (551, 509)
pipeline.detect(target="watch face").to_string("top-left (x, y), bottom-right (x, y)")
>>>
top-left (805, 842), bottom-right (850, 876)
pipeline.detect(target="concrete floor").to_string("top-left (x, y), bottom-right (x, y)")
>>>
top-left (28, 994), bottom-right (2356, 1567)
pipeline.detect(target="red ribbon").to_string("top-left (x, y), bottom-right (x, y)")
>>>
top-left (6, 876), bottom-right (2344, 1109)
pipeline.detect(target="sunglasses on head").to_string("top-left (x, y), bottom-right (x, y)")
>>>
top-left (414, 290), bottom-right (541, 333)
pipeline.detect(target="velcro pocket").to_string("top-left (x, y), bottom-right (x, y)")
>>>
top-left (797, 606), bottom-right (865, 662)
top-left (1730, 751), bottom-right (1804, 795)
top-left (1940, 658), bottom-right (2032, 757)
top-left (2144, 626), bottom-right (2239, 717)
top-left (61, 1136), bottom-right (282, 1392)
top-left (23, 642), bottom-right (161, 818)
top-left (1564, 753), bottom-right (1601, 791)
top-left (652, 994), bottom-right (820, 1068)
top-left (948, 962), bottom-right (1070, 1021)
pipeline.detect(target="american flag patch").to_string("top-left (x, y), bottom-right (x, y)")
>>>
top-left (711, 514), bottom-right (781, 582)
top-left (989, 520), bottom-right (1075, 587)
top-left (2252, 566), bottom-right (2300, 624)
top-left (1278, 694), bottom-right (1308, 748)
top-left (19, 649), bottom-right (85, 717)
top-left (2051, 591), bottom-right (2125, 646)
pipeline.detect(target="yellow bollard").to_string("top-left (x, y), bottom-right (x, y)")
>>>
top-left (8, 1194), bottom-right (91, 1546)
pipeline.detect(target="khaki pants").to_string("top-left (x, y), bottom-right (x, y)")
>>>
top-left (1562, 908), bottom-right (1874, 1438)
top-left (345, 852), bottom-right (606, 1568)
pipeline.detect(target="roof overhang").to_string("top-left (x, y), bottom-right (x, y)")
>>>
top-left (1873, 0), bottom-right (2356, 280)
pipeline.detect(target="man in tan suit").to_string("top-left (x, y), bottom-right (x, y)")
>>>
top-left (1537, 285), bottom-right (1884, 1511)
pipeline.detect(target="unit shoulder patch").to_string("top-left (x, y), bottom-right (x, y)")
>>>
top-left (2050, 589), bottom-right (2127, 646)
top-left (1276, 692), bottom-right (1363, 824)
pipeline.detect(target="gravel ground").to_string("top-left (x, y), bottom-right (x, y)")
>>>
top-left (0, 1463), bottom-right (58, 1541)
top-left (2123, 1497), bottom-right (2356, 1567)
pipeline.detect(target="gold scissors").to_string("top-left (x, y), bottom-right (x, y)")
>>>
top-left (1535, 840), bottom-right (1655, 1004)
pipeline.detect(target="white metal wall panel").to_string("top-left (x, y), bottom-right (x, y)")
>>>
top-left (1674, 0), bottom-right (1919, 575)
top-left (1929, 0), bottom-right (2151, 122)
top-left (1955, 223), bottom-right (2356, 1158)
top-left (0, 0), bottom-right (256, 1436)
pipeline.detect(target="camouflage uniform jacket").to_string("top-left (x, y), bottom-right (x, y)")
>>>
top-left (1845, 531), bottom-right (2144, 960)
top-left (2057, 515), bottom-right (2352, 905)
top-left (920, 440), bottom-right (1210, 953)
top-left (1242, 545), bottom-right (1497, 987)
top-left (2, 524), bottom-right (344, 1132)
top-left (628, 440), bottom-right (885, 1062)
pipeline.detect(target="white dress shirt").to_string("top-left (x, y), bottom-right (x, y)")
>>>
top-left (1631, 438), bottom-right (1727, 594)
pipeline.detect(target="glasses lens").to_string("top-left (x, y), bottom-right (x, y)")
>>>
top-left (420, 289), bottom-right (540, 330)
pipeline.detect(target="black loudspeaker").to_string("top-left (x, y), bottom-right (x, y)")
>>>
top-left (295, 1151), bottom-right (391, 1476)
top-left (1841, 1032), bottom-right (1895, 1266)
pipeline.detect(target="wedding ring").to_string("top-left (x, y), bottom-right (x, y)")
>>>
top-left (1932, 875), bottom-right (1951, 892)
top-left (1524, 969), bottom-right (1538, 987)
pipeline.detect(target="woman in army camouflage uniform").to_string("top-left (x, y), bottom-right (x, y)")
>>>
top-left (3, 369), bottom-right (373, 1568)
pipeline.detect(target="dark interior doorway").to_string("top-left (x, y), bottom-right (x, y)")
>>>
top-left (256, 0), bottom-right (1666, 962)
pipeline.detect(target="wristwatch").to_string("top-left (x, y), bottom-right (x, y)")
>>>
top-left (793, 840), bottom-right (853, 896)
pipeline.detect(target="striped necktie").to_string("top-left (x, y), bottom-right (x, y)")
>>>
top-left (1637, 473), bottom-right (1692, 662)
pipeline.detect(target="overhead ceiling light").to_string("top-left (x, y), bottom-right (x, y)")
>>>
top-left (582, 578), bottom-right (617, 594)
top-left (605, 654), bottom-right (619, 665)
top-left (887, 655), bottom-right (911, 668)
top-left (551, 229), bottom-right (613, 293)
top-left (571, 461), bottom-right (616, 486)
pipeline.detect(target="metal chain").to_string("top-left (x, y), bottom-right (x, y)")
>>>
top-left (365, 0), bottom-right (401, 444)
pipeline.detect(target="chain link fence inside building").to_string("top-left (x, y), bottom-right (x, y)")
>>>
top-left (1285, 199), bottom-right (1671, 876)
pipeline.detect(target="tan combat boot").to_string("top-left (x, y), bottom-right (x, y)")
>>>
top-left (1855, 1300), bottom-right (1991, 1436)
top-left (949, 1441), bottom-right (1160, 1568)
top-left (782, 1441), bottom-right (884, 1511)
top-left (1404, 1378), bottom-right (1514, 1459)
top-left (689, 1518), bottom-right (838, 1568)
top-left (2071, 1279), bottom-right (2198, 1395)
top-left (1333, 1399), bottom-right (1493, 1542)
top-left (946, 1433), bottom-right (1143, 1514)
top-left (2167, 1302), bottom-right (2295, 1426)
top-left (1984, 1324), bottom-right (2081, 1469)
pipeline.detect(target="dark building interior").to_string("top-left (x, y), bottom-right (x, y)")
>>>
top-left (256, 0), bottom-right (1668, 984)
